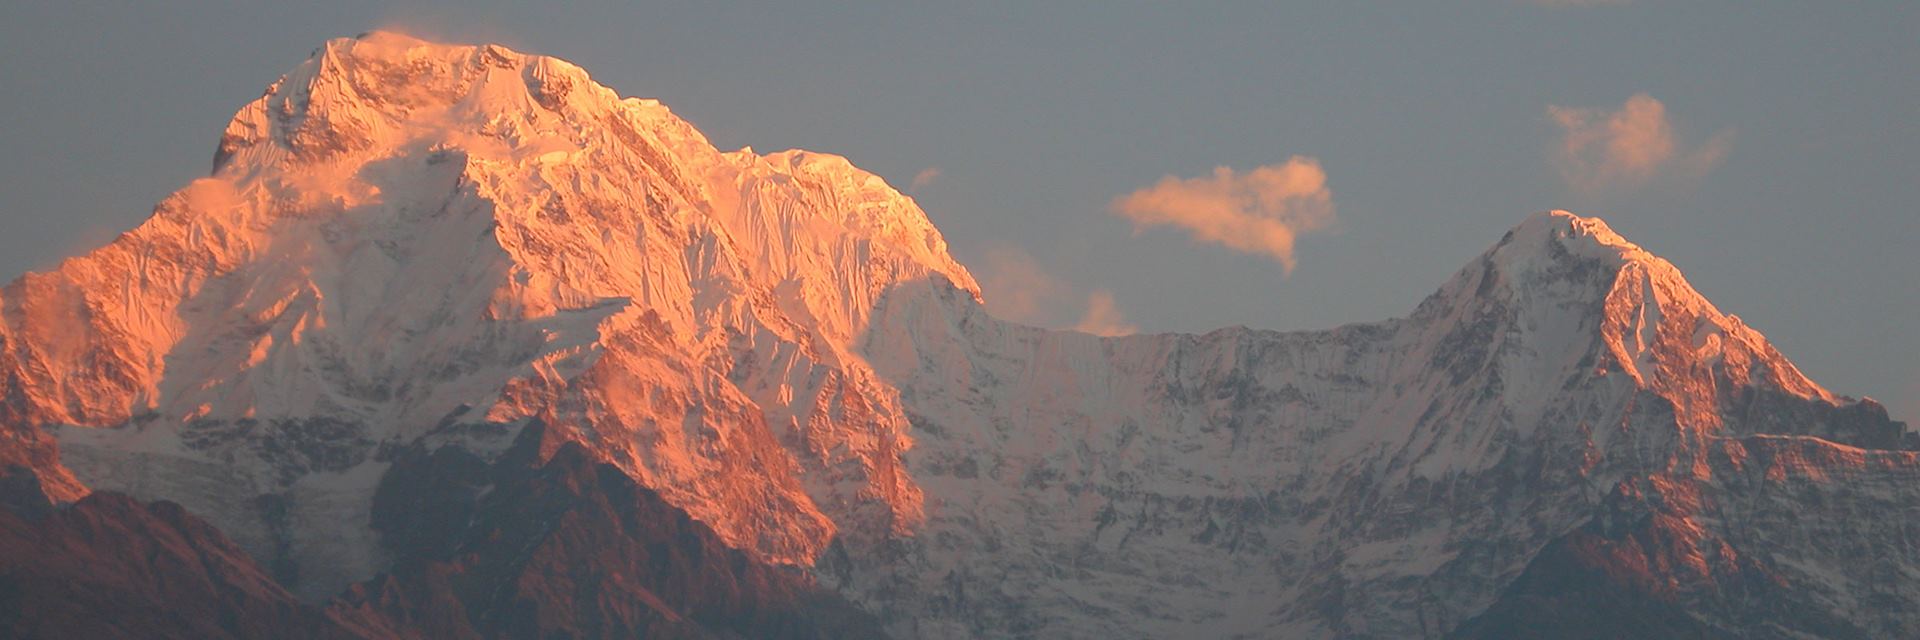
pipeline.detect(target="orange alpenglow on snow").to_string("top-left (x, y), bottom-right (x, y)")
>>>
top-left (0, 32), bottom-right (1911, 639)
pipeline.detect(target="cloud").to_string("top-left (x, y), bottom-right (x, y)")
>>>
top-left (1073, 290), bottom-right (1137, 337)
top-left (977, 244), bottom-right (1135, 336)
top-left (977, 245), bottom-right (1056, 323)
top-left (1109, 158), bottom-right (1335, 274)
top-left (1548, 93), bottom-right (1733, 193)
top-left (909, 167), bottom-right (941, 192)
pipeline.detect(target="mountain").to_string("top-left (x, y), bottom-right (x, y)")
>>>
top-left (334, 422), bottom-right (886, 639)
top-left (0, 430), bottom-right (883, 640)
top-left (851, 209), bottom-right (1913, 638)
top-left (6, 31), bottom-right (968, 598)
top-left (0, 466), bottom-right (394, 640)
top-left (0, 32), bottom-right (1911, 639)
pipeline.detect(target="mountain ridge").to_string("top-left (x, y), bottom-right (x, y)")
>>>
top-left (848, 203), bottom-right (1906, 636)
top-left (0, 32), bottom-right (1910, 638)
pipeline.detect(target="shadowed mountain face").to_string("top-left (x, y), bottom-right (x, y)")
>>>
top-left (0, 466), bottom-right (386, 640)
top-left (0, 427), bottom-right (885, 640)
top-left (0, 32), bottom-right (1913, 638)
top-left (333, 423), bottom-right (886, 640)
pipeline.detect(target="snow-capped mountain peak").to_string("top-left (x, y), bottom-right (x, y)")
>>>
top-left (2, 33), bottom-right (1910, 639)
top-left (7, 31), bottom-right (977, 593)
top-left (1419, 208), bottom-right (1836, 437)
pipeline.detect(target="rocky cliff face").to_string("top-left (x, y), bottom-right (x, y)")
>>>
top-left (0, 433), bottom-right (883, 640)
top-left (0, 32), bottom-right (1910, 639)
top-left (334, 423), bottom-right (886, 639)
top-left (0, 466), bottom-right (390, 640)
top-left (1456, 436), bottom-right (1920, 640)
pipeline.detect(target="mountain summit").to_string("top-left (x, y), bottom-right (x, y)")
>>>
top-left (1, 33), bottom-right (1913, 639)
top-left (5, 31), bottom-right (976, 590)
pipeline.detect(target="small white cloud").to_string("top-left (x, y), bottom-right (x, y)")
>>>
top-left (1073, 290), bottom-right (1137, 337)
top-left (977, 244), bottom-right (1134, 336)
top-left (977, 244), bottom-right (1057, 324)
top-left (909, 167), bottom-right (942, 192)
top-left (1109, 158), bottom-right (1335, 274)
top-left (1548, 93), bottom-right (1732, 193)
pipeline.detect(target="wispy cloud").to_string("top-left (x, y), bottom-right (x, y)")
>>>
top-left (977, 244), bottom-right (1136, 336)
top-left (1072, 290), bottom-right (1137, 337)
top-left (909, 167), bottom-right (941, 192)
top-left (1109, 158), bottom-right (1334, 274)
top-left (977, 245), bottom-right (1055, 323)
top-left (1548, 93), bottom-right (1732, 193)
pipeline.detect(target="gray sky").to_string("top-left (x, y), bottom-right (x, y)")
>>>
top-left (1, 2), bottom-right (1914, 424)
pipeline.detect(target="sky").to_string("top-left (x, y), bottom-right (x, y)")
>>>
top-left (0, 2), bottom-right (1914, 424)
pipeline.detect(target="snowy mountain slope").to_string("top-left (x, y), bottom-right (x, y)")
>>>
top-left (6, 31), bottom-right (973, 598)
top-left (850, 211), bottom-right (1910, 637)
top-left (1458, 435), bottom-right (1920, 639)
top-left (0, 32), bottom-right (1909, 638)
